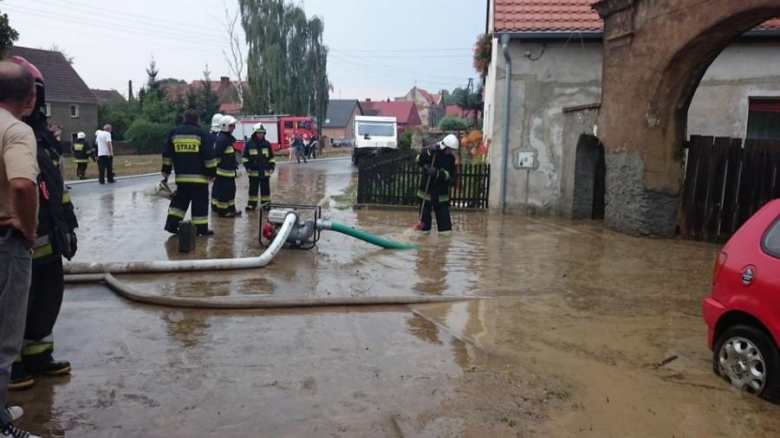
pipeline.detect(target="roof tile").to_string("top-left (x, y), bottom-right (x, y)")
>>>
top-left (494, 1), bottom-right (780, 33)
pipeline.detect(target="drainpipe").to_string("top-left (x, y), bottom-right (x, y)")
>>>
top-left (499, 33), bottom-right (512, 215)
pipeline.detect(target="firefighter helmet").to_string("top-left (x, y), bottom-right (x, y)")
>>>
top-left (253, 123), bottom-right (267, 134)
top-left (438, 134), bottom-right (460, 150)
top-left (77, 132), bottom-right (86, 139)
top-left (211, 114), bottom-right (224, 131)
top-left (220, 115), bottom-right (237, 132)
top-left (8, 56), bottom-right (43, 82)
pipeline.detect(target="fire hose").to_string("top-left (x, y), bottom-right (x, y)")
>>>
top-left (64, 211), bottom-right (475, 309)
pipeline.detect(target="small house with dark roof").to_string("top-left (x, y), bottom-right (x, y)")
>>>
top-left (482, 0), bottom-right (780, 218)
top-left (9, 46), bottom-right (98, 147)
top-left (322, 100), bottom-right (363, 142)
top-left (91, 89), bottom-right (126, 105)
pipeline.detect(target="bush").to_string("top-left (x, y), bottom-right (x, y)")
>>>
top-left (439, 115), bottom-right (468, 132)
top-left (125, 119), bottom-right (170, 154)
top-left (399, 128), bottom-right (413, 150)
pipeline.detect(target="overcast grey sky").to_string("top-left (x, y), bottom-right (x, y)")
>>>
top-left (3, 0), bottom-right (486, 100)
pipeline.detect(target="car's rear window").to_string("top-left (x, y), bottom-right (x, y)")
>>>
top-left (762, 216), bottom-right (780, 258)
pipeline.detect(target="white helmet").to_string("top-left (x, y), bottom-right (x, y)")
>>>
top-left (438, 134), bottom-right (459, 150)
top-left (253, 123), bottom-right (267, 134)
top-left (211, 114), bottom-right (224, 132)
top-left (77, 132), bottom-right (86, 139)
top-left (220, 115), bottom-right (237, 132)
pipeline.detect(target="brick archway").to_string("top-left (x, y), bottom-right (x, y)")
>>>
top-left (595, 0), bottom-right (780, 237)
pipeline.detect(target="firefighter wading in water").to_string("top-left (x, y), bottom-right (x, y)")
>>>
top-left (416, 134), bottom-right (459, 235)
top-left (8, 56), bottom-right (79, 390)
top-left (212, 115), bottom-right (242, 217)
top-left (242, 123), bottom-right (276, 211)
top-left (72, 131), bottom-right (95, 180)
top-left (162, 110), bottom-right (218, 236)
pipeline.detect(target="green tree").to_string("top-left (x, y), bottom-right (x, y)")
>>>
top-left (439, 116), bottom-right (468, 132)
top-left (239, 0), bottom-right (329, 130)
top-left (399, 128), bottom-right (413, 150)
top-left (198, 66), bottom-right (220, 124)
top-left (0, 1), bottom-right (19, 58)
top-left (98, 98), bottom-right (139, 141)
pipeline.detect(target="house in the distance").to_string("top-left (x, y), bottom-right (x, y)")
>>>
top-left (9, 46), bottom-right (98, 146)
top-left (360, 99), bottom-right (422, 134)
top-left (395, 86), bottom-right (443, 128)
top-left (91, 89), bottom-right (126, 106)
top-left (482, 0), bottom-right (780, 219)
top-left (165, 77), bottom-right (246, 116)
top-left (322, 99), bottom-right (363, 142)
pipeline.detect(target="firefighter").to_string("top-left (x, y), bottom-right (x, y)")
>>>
top-left (242, 123), bottom-right (276, 211)
top-left (8, 56), bottom-right (79, 390)
top-left (72, 131), bottom-right (94, 180)
top-left (416, 134), bottom-right (458, 235)
top-left (162, 110), bottom-right (218, 236)
top-left (211, 115), bottom-right (242, 217)
top-left (209, 113), bottom-right (223, 153)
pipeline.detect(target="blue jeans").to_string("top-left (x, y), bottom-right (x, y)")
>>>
top-left (0, 229), bottom-right (31, 425)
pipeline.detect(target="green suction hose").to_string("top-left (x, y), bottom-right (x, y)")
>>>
top-left (324, 221), bottom-right (417, 250)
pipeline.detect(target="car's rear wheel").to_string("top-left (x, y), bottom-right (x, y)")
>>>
top-left (714, 325), bottom-right (780, 402)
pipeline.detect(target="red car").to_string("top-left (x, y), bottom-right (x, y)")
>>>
top-left (704, 199), bottom-right (780, 402)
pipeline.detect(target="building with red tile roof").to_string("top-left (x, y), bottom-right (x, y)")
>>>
top-left (395, 86), bottom-right (444, 128)
top-left (482, 0), bottom-right (780, 217)
top-left (360, 100), bottom-right (422, 133)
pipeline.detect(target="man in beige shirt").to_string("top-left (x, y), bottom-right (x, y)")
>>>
top-left (0, 60), bottom-right (42, 438)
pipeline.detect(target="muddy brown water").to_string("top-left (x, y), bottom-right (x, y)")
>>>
top-left (11, 158), bottom-right (780, 437)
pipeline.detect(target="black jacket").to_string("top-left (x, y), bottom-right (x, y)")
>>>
top-left (162, 122), bottom-right (217, 184)
top-left (72, 139), bottom-right (93, 162)
top-left (242, 135), bottom-right (276, 177)
top-left (214, 132), bottom-right (239, 178)
top-left (32, 128), bottom-right (78, 265)
top-left (417, 149), bottom-right (456, 203)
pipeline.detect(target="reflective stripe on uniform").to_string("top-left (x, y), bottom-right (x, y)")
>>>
top-left (242, 158), bottom-right (250, 164)
top-left (264, 171), bottom-right (272, 177)
top-left (249, 149), bottom-right (259, 156)
top-left (204, 159), bottom-right (218, 168)
top-left (175, 174), bottom-right (209, 184)
top-left (74, 159), bottom-right (89, 163)
top-left (73, 145), bottom-right (84, 151)
top-left (168, 207), bottom-right (186, 219)
top-left (261, 196), bottom-right (271, 202)
top-left (441, 169), bottom-right (451, 180)
top-left (248, 171), bottom-right (260, 177)
top-left (248, 196), bottom-right (260, 202)
top-left (417, 190), bottom-right (431, 201)
top-left (211, 199), bottom-right (236, 208)
top-left (439, 195), bottom-right (450, 203)
top-left (262, 149), bottom-right (269, 157)
top-left (173, 135), bottom-right (201, 153)
top-left (62, 192), bottom-right (72, 204)
top-left (162, 158), bottom-right (173, 165)
top-left (269, 159), bottom-right (276, 164)
top-left (192, 216), bottom-right (209, 226)
top-left (21, 340), bottom-right (54, 357)
top-left (223, 147), bottom-right (235, 155)
top-left (32, 243), bottom-right (53, 259)
top-left (216, 168), bottom-right (236, 178)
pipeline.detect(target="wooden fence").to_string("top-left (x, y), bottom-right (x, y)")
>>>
top-left (357, 151), bottom-right (490, 209)
top-left (681, 135), bottom-right (780, 243)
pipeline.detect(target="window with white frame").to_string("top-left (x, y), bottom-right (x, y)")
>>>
top-left (69, 104), bottom-right (79, 118)
top-left (45, 103), bottom-right (51, 117)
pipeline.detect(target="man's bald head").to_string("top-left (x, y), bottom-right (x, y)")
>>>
top-left (0, 61), bottom-right (34, 105)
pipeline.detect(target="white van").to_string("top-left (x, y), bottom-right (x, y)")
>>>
top-left (352, 116), bottom-right (398, 165)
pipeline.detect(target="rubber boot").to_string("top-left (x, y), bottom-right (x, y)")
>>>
top-left (24, 352), bottom-right (71, 376)
top-left (8, 362), bottom-right (34, 391)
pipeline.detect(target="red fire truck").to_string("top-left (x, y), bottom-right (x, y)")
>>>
top-left (233, 115), bottom-right (316, 152)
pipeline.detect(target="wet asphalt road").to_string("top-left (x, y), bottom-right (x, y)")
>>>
top-left (10, 156), bottom-right (780, 437)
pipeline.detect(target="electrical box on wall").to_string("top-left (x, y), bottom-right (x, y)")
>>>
top-left (512, 148), bottom-right (538, 170)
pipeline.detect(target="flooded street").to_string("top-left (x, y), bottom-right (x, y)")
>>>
top-left (11, 157), bottom-right (780, 437)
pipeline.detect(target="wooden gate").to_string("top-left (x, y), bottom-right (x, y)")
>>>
top-left (680, 136), bottom-right (780, 243)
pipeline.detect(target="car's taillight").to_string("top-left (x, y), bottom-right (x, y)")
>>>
top-left (712, 252), bottom-right (728, 284)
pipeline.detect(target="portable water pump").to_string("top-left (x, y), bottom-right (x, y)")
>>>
top-left (261, 204), bottom-right (322, 250)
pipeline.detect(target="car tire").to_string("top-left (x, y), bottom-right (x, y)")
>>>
top-left (714, 325), bottom-right (780, 403)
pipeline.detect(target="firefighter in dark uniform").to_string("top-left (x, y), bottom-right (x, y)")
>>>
top-left (72, 131), bottom-right (94, 180)
top-left (211, 115), bottom-right (242, 217)
top-left (8, 56), bottom-right (79, 390)
top-left (162, 110), bottom-right (218, 236)
top-left (416, 134), bottom-right (458, 235)
top-left (242, 123), bottom-right (276, 211)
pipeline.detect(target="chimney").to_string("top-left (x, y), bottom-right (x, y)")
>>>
top-left (220, 76), bottom-right (230, 86)
top-left (366, 98), bottom-right (372, 102)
